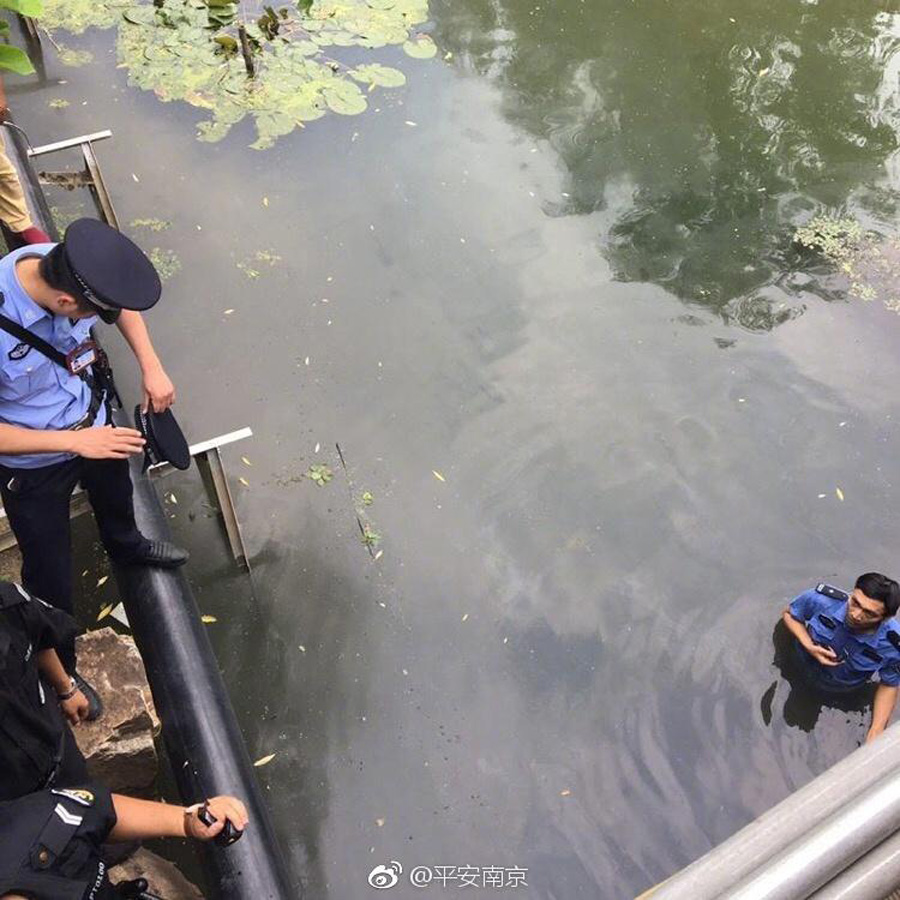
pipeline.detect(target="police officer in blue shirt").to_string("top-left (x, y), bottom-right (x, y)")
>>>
top-left (782, 572), bottom-right (900, 743)
top-left (0, 219), bottom-right (188, 719)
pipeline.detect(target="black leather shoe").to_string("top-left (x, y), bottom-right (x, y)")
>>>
top-left (129, 540), bottom-right (189, 569)
top-left (73, 672), bottom-right (104, 722)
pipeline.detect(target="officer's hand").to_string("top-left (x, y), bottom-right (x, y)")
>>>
top-left (70, 426), bottom-right (146, 460)
top-left (809, 643), bottom-right (841, 667)
top-left (60, 689), bottom-right (90, 726)
top-left (184, 796), bottom-right (249, 841)
top-left (142, 366), bottom-right (175, 414)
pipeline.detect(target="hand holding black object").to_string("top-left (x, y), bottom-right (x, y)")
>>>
top-left (197, 801), bottom-right (244, 846)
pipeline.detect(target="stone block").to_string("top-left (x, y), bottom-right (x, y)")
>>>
top-left (74, 627), bottom-right (160, 794)
top-left (110, 848), bottom-right (206, 900)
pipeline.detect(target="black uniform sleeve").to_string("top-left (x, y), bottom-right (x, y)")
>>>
top-left (52, 781), bottom-right (118, 848)
top-left (83, 783), bottom-right (117, 847)
top-left (14, 590), bottom-right (79, 653)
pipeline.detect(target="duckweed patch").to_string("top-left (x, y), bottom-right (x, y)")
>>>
top-left (794, 215), bottom-right (900, 313)
top-left (41, 0), bottom-right (434, 149)
top-left (50, 204), bottom-right (85, 231)
top-left (307, 464), bottom-right (333, 485)
top-left (130, 217), bottom-right (172, 231)
top-left (148, 247), bottom-right (182, 281)
top-left (237, 248), bottom-right (281, 278)
top-left (41, 0), bottom-right (134, 33)
top-left (57, 45), bottom-right (95, 66)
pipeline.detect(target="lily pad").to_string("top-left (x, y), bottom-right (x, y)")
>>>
top-left (323, 85), bottom-right (368, 115)
top-left (48, 0), bottom-right (433, 148)
top-left (403, 34), bottom-right (436, 58)
top-left (351, 63), bottom-right (406, 87)
top-left (41, 0), bottom-right (135, 32)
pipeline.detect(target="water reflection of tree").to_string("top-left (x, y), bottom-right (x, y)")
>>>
top-left (432, 0), bottom-right (900, 330)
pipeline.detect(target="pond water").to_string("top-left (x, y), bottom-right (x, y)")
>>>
top-left (15, 0), bottom-right (900, 896)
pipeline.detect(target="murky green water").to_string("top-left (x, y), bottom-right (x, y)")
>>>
top-left (17, 0), bottom-right (900, 896)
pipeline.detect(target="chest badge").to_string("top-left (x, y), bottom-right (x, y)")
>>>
top-left (8, 342), bottom-right (30, 361)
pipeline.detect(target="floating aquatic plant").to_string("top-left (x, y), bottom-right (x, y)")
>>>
top-left (306, 463), bottom-right (333, 485)
top-left (148, 247), bottom-right (182, 281)
top-left (40, 0), bottom-right (434, 149)
top-left (794, 215), bottom-right (900, 313)
top-left (57, 44), bottom-right (94, 66)
top-left (130, 217), bottom-right (172, 231)
top-left (40, 0), bottom-right (134, 32)
top-left (237, 248), bottom-right (281, 278)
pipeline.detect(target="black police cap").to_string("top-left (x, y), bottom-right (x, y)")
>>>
top-left (61, 219), bottom-right (161, 323)
top-left (134, 404), bottom-right (191, 472)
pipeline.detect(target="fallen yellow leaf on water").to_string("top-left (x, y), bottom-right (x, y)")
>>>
top-left (254, 753), bottom-right (276, 767)
top-left (97, 604), bottom-right (114, 621)
top-left (432, 470), bottom-right (446, 482)
top-left (239, 477), bottom-right (250, 487)
top-left (836, 487), bottom-right (845, 502)
top-left (241, 456), bottom-right (252, 466)
top-left (560, 789), bottom-right (572, 797)
top-left (201, 615), bottom-right (217, 624)
top-left (97, 575), bottom-right (108, 588)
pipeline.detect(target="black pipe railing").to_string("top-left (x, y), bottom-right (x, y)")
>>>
top-left (1, 120), bottom-right (298, 899)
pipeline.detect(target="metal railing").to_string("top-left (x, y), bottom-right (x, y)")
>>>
top-left (643, 724), bottom-right (900, 900)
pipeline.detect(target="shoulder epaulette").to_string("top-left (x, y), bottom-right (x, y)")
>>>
top-left (815, 583), bottom-right (850, 602)
top-left (0, 582), bottom-right (30, 610)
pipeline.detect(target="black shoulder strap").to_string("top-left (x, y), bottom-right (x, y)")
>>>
top-left (0, 310), bottom-right (68, 370)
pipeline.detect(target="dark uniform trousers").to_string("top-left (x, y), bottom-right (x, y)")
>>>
top-left (0, 456), bottom-right (146, 671)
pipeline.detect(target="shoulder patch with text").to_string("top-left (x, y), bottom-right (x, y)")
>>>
top-left (51, 788), bottom-right (96, 807)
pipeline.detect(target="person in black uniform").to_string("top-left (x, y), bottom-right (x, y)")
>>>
top-left (0, 218), bottom-right (189, 720)
top-left (0, 782), bottom-right (248, 899)
top-left (0, 579), bottom-right (91, 801)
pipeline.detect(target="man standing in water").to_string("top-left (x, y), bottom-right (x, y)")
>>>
top-left (0, 218), bottom-right (188, 719)
top-left (782, 573), bottom-right (900, 742)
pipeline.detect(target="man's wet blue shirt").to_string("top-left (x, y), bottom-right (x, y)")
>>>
top-left (789, 587), bottom-right (900, 692)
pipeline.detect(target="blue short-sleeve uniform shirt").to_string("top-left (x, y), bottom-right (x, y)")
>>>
top-left (0, 244), bottom-right (106, 469)
top-left (788, 587), bottom-right (900, 691)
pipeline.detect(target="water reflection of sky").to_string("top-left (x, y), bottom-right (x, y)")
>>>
top-left (18, 1), bottom-right (900, 897)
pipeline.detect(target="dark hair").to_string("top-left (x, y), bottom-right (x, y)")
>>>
top-left (38, 246), bottom-right (94, 314)
top-left (855, 573), bottom-right (900, 617)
